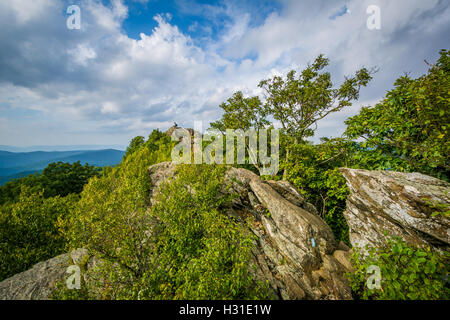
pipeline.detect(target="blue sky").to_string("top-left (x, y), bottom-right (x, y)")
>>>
top-left (0, 0), bottom-right (448, 148)
top-left (120, 0), bottom-right (281, 42)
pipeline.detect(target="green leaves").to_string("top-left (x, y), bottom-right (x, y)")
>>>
top-left (347, 237), bottom-right (450, 300)
top-left (0, 161), bottom-right (99, 205)
top-left (143, 164), bottom-right (269, 299)
top-left (125, 136), bottom-right (145, 157)
top-left (57, 131), bottom-right (174, 299)
top-left (345, 49), bottom-right (450, 181)
top-left (258, 54), bottom-right (373, 142)
top-left (0, 187), bottom-right (77, 281)
top-left (210, 91), bottom-right (269, 133)
top-left (211, 54), bottom-right (373, 179)
top-left (283, 139), bottom-right (351, 244)
top-left (41, 161), bottom-right (100, 198)
top-left (0, 160), bottom-right (101, 281)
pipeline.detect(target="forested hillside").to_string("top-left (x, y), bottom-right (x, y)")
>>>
top-left (0, 149), bottom-right (125, 185)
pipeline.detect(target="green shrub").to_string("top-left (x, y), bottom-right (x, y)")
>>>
top-left (284, 139), bottom-right (351, 244)
top-left (50, 277), bottom-right (90, 300)
top-left (345, 49), bottom-right (449, 180)
top-left (347, 237), bottom-right (450, 300)
top-left (141, 164), bottom-right (269, 299)
top-left (0, 187), bottom-right (77, 281)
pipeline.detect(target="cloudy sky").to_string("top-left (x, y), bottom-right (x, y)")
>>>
top-left (0, 0), bottom-right (448, 148)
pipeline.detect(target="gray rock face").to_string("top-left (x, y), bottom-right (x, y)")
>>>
top-left (0, 248), bottom-right (104, 300)
top-left (0, 254), bottom-right (70, 300)
top-left (340, 168), bottom-right (450, 251)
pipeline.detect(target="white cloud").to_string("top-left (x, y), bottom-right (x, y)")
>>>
top-left (0, 0), bottom-right (448, 146)
top-left (69, 44), bottom-right (97, 66)
top-left (0, 0), bottom-right (54, 25)
top-left (101, 101), bottom-right (120, 114)
top-left (86, 0), bottom-right (128, 31)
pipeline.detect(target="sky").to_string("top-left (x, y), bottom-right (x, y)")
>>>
top-left (0, 0), bottom-right (448, 148)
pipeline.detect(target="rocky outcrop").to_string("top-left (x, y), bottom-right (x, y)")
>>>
top-left (3, 165), bottom-right (448, 300)
top-left (0, 254), bottom-right (70, 300)
top-left (340, 168), bottom-right (450, 252)
top-left (0, 249), bottom-right (98, 300)
top-left (149, 163), bottom-right (354, 300)
top-left (165, 125), bottom-right (195, 139)
top-left (0, 163), bottom-right (354, 300)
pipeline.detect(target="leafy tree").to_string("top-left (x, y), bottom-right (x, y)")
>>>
top-left (40, 161), bottom-right (99, 198)
top-left (210, 55), bottom-right (372, 178)
top-left (210, 91), bottom-right (269, 132)
top-left (0, 173), bottom-right (41, 205)
top-left (259, 54), bottom-right (373, 178)
top-left (345, 49), bottom-right (449, 180)
top-left (285, 50), bottom-right (449, 244)
top-left (210, 92), bottom-right (271, 174)
top-left (146, 129), bottom-right (171, 152)
top-left (0, 161), bottom-right (99, 205)
top-left (125, 136), bottom-right (145, 157)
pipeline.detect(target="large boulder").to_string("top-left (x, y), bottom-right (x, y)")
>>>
top-left (340, 168), bottom-right (450, 251)
top-left (0, 253), bottom-right (70, 300)
top-left (0, 249), bottom-right (96, 300)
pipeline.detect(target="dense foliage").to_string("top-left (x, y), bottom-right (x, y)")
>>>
top-left (284, 138), bottom-right (352, 243)
top-left (0, 188), bottom-right (77, 280)
top-left (58, 132), bottom-right (269, 299)
top-left (345, 49), bottom-right (449, 180)
top-left (259, 54), bottom-right (372, 143)
top-left (211, 54), bottom-right (373, 179)
top-left (283, 50), bottom-right (449, 244)
top-left (141, 164), bottom-right (268, 299)
top-left (208, 51), bottom-right (449, 299)
top-left (210, 91), bottom-right (269, 133)
top-left (0, 161), bottom-right (101, 281)
top-left (348, 237), bottom-right (450, 300)
top-left (0, 161), bottom-right (99, 205)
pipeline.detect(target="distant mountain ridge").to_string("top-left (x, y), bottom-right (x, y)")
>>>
top-left (0, 149), bottom-right (125, 185)
top-left (0, 145), bottom-right (126, 152)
